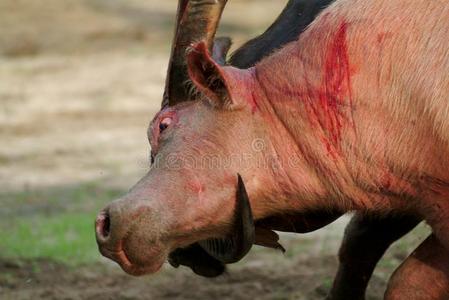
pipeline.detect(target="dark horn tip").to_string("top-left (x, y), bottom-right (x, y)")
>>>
top-left (237, 173), bottom-right (244, 186)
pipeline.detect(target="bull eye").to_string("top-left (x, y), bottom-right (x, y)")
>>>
top-left (159, 117), bottom-right (172, 133)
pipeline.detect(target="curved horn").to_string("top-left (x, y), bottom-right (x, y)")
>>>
top-left (199, 174), bottom-right (255, 264)
top-left (162, 0), bottom-right (228, 108)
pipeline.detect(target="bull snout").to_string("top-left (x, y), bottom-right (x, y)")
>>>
top-left (95, 200), bottom-right (167, 276)
top-left (95, 203), bottom-right (129, 267)
top-left (95, 207), bottom-right (114, 247)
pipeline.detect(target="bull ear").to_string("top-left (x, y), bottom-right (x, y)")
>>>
top-left (187, 41), bottom-right (253, 110)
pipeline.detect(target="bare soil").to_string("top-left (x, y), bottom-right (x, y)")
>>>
top-left (1, 254), bottom-right (389, 300)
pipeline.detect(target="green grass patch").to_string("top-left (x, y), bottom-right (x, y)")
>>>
top-left (0, 182), bottom-right (125, 266)
top-left (0, 212), bottom-right (100, 265)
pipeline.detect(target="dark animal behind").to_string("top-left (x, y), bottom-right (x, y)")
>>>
top-left (230, 0), bottom-right (334, 68)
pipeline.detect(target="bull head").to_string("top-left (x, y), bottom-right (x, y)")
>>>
top-left (95, 0), bottom-right (321, 277)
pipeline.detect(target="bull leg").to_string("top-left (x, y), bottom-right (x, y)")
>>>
top-left (327, 213), bottom-right (420, 300)
top-left (426, 197), bottom-right (449, 252)
top-left (385, 234), bottom-right (449, 300)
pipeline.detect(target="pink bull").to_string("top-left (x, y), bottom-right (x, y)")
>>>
top-left (96, 0), bottom-right (449, 298)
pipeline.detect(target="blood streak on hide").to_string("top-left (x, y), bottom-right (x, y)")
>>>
top-left (308, 21), bottom-right (354, 157)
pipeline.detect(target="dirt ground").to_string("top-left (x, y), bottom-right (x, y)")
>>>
top-left (0, 221), bottom-right (401, 300)
top-left (0, 0), bottom-right (430, 299)
top-left (0, 255), bottom-right (386, 300)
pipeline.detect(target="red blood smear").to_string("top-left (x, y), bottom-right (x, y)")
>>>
top-left (318, 21), bottom-right (353, 150)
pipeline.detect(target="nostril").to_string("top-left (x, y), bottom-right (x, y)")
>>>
top-left (96, 210), bottom-right (111, 241)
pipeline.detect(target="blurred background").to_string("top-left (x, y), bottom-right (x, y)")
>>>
top-left (0, 0), bottom-right (429, 299)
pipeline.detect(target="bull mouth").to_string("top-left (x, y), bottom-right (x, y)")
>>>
top-left (98, 242), bottom-right (165, 276)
